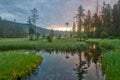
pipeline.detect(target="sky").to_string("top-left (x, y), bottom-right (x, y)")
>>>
top-left (0, 0), bottom-right (118, 31)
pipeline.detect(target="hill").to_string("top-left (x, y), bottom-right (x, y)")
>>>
top-left (0, 19), bottom-right (69, 38)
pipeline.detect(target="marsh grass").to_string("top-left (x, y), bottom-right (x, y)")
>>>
top-left (102, 50), bottom-right (120, 80)
top-left (0, 51), bottom-right (42, 80)
top-left (0, 38), bottom-right (89, 51)
top-left (0, 38), bottom-right (120, 80)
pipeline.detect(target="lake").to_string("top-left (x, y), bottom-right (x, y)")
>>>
top-left (22, 45), bottom-right (105, 80)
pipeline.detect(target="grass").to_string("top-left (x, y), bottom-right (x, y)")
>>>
top-left (101, 39), bottom-right (120, 80)
top-left (0, 51), bottom-right (42, 80)
top-left (102, 50), bottom-right (120, 80)
top-left (0, 38), bottom-right (120, 80)
top-left (89, 39), bottom-right (120, 49)
top-left (0, 38), bottom-right (88, 51)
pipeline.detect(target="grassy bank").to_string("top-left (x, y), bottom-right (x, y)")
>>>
top-left (0, 51), bottom-right (42, 80)
top-left (0, 38), bottom-right (88, 51)
top-left (102, 50), bottom-right (120, 80)
top-left (101, 39), bottom-right (120, 80)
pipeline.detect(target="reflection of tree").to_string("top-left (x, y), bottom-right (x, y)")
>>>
top-left (89, 45), bottom-right (102, 70)
top-left (90, 45), bottom-right (102, 64)
top-left (74, 52), bottom-right (88, 80)
top-left (89, 44), bottom-right (102, 80)
top-left (74, 44), bottom-right (102, 80)
top-left (84, 52), bottom-right (91, 67)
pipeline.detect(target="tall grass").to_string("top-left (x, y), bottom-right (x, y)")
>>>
top-left (89, 39), bottom-right (120, 49)
top-left (0, 38), bottom-right (88, 51)
top-left (102, 50), bottom-right (120, 80)
top-left (0, 51), bottom-right (42, 80)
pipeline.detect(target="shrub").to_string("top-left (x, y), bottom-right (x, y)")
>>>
top-left (99, 42), bottom-right (114, 51)
top-left (72, 42), bottom-right (88, 51)
top-left (58, 34), bottom-right (61, 39)
top-left (100, 31), bottom-right (108, 39)
top-left (82, 34), bottom-right (88, 41)
top-left (117, 36), bottom-right (120, 39)
top-left (47, 36), bottom-right (52, 42)
top-left (108, 36), bottom-right (115, 39)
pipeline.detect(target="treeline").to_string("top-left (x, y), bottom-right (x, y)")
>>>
top-left (75, 0), bottom-right (120, 38)
top-left (0, 18), bottom-right (27, 38)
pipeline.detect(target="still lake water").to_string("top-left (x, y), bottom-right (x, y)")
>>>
top-left (23, 45), bottom-right (105, 80)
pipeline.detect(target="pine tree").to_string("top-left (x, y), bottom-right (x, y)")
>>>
top-left (84, 10), bottom-right (92, 37)
top-left (77, 5), bottom-right (84, 40)
top-left (28, 17), bottom-right (35, 40)
top-left (31, 8), bottom-right (39, 40)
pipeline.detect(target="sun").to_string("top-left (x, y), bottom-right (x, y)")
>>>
top-left (48, 25), bottom-right (72, 31)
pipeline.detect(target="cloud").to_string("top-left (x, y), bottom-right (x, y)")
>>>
top-left (0, 0), bottom-right (118, 29)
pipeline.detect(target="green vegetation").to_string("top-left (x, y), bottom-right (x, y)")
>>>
top-left (0, 51), bottom-right (42, 80)
top-left (100, 31), bottom-right (108, 39)
top-left (0, 38), bottom-right (88, 51)
top-left (0, 0), bottom-right (120, 80)
top-left (101, 40), bottom-right (120, 80)
top-left (0, 38), bottom-right (120, 80)
top-left (102, 50), bottom-right (120, 80)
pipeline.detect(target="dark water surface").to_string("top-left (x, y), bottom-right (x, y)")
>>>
top-left (22, 45), bottom-right (105, 80)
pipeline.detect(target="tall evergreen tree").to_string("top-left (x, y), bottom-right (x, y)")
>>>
top-left (31, 8), bottom-right (39, 40)
top-left (112, 4), bottom-right (119, 36)
top-left (72, 21), bottom-right (76, 32)
top-left (102, 2), bottom-right (112, 36)
top-left (50, 29), bottom-right (54, 38)
top-left (84, 10), bottom-right (92, 37)
top-left (77, 5), bottom-right (84, 39)
top-left (118, 0), bottom-right (120, 36)
top-left (72, 21), bottom-right (76, 37)
top-left (28, 17), bottom-right (35, 40)
top-left (92, 13), bottom-right (102, 38)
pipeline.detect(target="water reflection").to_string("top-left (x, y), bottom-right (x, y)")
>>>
top-left (73, 44), bottom-right (105, 80)
top-left (73, 52), bottom-right (88, 80)
top-left (22, 44), bottom-right (105, 80)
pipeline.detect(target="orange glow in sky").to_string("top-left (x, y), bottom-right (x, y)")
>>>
top-left (48, 25), bottom-right (72, 31)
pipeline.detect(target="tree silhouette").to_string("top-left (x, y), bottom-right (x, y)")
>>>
top-left (77, 5), bottom-right (84, 40)
top-left (31, 8), bottom-right (39, 40)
